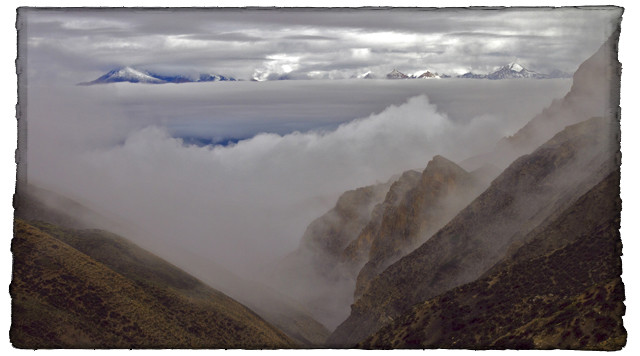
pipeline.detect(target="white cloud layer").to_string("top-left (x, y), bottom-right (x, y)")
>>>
top-left (25, 79), bottom-right (574, 278)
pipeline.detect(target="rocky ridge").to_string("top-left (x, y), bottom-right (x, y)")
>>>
top-left (359, 170), bottom-right (624, 349)
top-left (352, 156), bottom-right (485, 299)
top-left (327, 115), bottom-right (619, 346)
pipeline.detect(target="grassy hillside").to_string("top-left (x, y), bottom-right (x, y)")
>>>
top-left (360, 171), bottom-right (624, 349)
top-left (13, 184), bottom-right (329, 346)
top-left (11, 219), bottom-right (294, 348)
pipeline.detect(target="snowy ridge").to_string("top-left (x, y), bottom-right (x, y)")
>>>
top-left (80, 62), bottom-right (572, 85)
top-left (461, 62), bottom-right (571, 80)
top-left (386, 69), bottom-right (409, 79)
top-left (79, 67), bottom-right (237, 85)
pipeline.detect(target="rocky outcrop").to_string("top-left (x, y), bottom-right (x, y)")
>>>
top-left (272, 156), bottom-right (488, 328)
top-left (352, 156), bottom-right (484, 299)
top-left (299, 184), bottom-right (392, 263)
top-left (340, 170), bottom-right (421, 273)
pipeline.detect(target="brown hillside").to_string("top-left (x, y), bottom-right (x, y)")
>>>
top-left (360, 171), bottom-right (624, 349)
top-left (11, 220), bottom-right (294, 348)
top-left (14, 184), bottom-right (328, 347)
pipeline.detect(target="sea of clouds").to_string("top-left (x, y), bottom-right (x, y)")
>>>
top-left (25, 79), bottom-right (571, 278)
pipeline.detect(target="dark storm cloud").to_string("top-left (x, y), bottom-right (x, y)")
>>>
top-left (20, 7), bottom-right (621, 83)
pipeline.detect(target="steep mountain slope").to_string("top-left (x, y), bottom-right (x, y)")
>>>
top-left (272, 157), bottom-right (493, 329)
top-left (271, 157), bottom-right (489, 329)
top-left (14, 183), bottom-right (113, 230)
top-left (13, 186), bottom-right (328, 346)
top-left (341, 170), bottom-right (422, 273)
top-left (352, 156), bottom-right (485, 299)
top-left (460, 34), bottom-right (619, 171)
top-left (327, 116), bottom-right (619, 346)
top-left (11, 220), bottom-right (294, 348)
top-left (299, 184), bottom-right (393, 263)
top-left (269, 180), bottom-right (393, 329)
top-left (360, 170), bottom-right (624, 349)
top-left (180, 254), bottom-right (330, 346)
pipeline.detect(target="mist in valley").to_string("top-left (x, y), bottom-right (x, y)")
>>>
top-left (25, 79), bottom-right (572, 279)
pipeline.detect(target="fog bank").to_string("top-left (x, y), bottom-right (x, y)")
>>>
top-left (26, 79), bottom-right (571, 278)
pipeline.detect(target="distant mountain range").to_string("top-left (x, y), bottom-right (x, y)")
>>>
top-left (79, 62), bottom-right (571, 85)
top-left (465, 62), bottom-right (572, 80)
top-left (78, 67), bottom-right (238, 85)
top-left (383, 62), bottom-right (571, 80)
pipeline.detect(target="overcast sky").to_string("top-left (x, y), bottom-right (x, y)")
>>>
top-left (20, 7), bottom-right (621, 83)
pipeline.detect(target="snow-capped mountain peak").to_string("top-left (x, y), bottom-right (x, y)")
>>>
top-left (386, 69), bottom-right (409, 79)
top-left (508, 62), bottom-right (524, 72)
top-left (416, 70), bottom-right (440, 79)
top-left (97, 67), bottom-right (166, 84)
top-left (79, 67), bottom-right (237, 85)
top-left (355, 70), bottom-right (374, 79)
top-left (487, 62), bottom-right (539, 80)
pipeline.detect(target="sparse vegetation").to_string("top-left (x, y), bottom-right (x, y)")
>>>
top-left (11, 219), bottom-right (294, 349)
top-left (358, 171), bottom-right (625, 350)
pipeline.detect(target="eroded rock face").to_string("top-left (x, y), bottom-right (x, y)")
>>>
top-left (353, 156), bottom-right (485, 299)
top-left (271, 156), bottom-right (488, 329)
top-left (300, 183), bottom-right (392, 265)
top-left (340, 170), bottom-right (422, 275)
top-left (327, 116), bottom-right (619, 346)
top-left (268, 179), bottom-right (394, 329)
